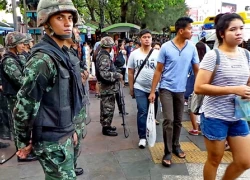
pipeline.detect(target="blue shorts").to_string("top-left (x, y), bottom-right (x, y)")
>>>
top-left (200, 113), bottom-right (249, 141)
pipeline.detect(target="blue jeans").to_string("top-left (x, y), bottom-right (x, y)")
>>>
top-left (134, 88), bottom-right (158, 139)
top-left (200, 113), bottom-right (250, 141)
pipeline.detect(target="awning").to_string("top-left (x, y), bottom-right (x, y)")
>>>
top-left (101, 23), bottom-right (140, 33)
top-left (0, 22), bottom-right (12, 28)
top-left (79, 25), bottom-right (96, 34)
top-left (0, 26), bottom-right (14, 31)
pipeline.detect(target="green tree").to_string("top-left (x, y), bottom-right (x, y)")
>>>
top-left (140, 2), bottom-right (189, 31)
top-left (0, 0), bottom-right (7, 11)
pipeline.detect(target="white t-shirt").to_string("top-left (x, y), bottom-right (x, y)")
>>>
top-left (200, 48), bottom-right (250, 121)
top-left (128, 48), bottom-right (159, 93)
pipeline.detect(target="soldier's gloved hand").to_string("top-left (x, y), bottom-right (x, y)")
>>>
top-left (16, 143), bottom-right (33, 159)
top-left (73, 132), bottom-right (78, 147)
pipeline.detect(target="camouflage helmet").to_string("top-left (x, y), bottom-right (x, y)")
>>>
top-left (24, 33), bottom-right (34, 45)
top-left (100, 37), bottom-right (115, 48)
top-left (37, 0), bottom-right (78, 27)
top-left (5, 31), bottom-right (26, 48)
top-left (74, 13), bottom-right (84, 27)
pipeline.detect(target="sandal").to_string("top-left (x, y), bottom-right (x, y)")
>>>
top-left (225, 143), bottom-right (230, 151)
top-left (173, 148), bottom-right (186, 159)
top-left (162, 154), bottom-right (172, 167)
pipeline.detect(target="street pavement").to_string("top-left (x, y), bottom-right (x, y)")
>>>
top-left (1, 87), bottom-right (250, 180)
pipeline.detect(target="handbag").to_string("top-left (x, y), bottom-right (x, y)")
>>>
top-left (132, 48), bottom-right (154, 98)
top-left (146, 103), bottom-right (156, 147)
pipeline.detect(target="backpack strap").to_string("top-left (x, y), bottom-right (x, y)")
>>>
top-left (210, 49), bottom-right (220, 83)
top-left (244, 49), bottom-right (250, 61)
top-left (214, 49), bottom-right (220, 65)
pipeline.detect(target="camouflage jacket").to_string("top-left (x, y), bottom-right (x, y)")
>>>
top-left (14, 49), bottom-right (86, 149)
top-left (96, 49), bottom-right (121, 95)
top-left (2, 52), bottom-right (24, 89)
top-left (13, 52), bottom-right (57, 149)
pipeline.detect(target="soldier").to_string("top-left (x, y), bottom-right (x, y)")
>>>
top-left (22, 33), bottom-right (34, 58)
top-left (96, 36), bottom-right (123, 136)
top-left (0, 32), bottom-right (36, 162)
top-left (64, 18), bottom-right (89, 176)
top-left (0, 44), bottom-right (10, 149)
top-left (14, 0), bottom-right (85, 179)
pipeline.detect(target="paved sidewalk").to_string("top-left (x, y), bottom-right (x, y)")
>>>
top-left (1, 87), bottom-right (250, 180)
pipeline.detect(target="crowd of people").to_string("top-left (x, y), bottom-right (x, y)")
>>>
top-left (0, 0), bottom-right (250, 179)
top-left (92, 14), bottom-right (250, 180)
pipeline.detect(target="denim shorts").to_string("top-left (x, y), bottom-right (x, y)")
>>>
top-left (200, 113), bottom-right (249, 141)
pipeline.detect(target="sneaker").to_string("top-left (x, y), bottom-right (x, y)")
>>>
top-left (138, 139), bottom-right (146, 149)
top-left (188, 129), bottom-right (199, 136)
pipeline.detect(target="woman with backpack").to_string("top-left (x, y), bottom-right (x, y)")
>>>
top-left (195, 13), bottom-right (250, 180)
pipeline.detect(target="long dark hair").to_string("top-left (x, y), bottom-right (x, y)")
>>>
top-left (196, 41), bottom-right (206, 62)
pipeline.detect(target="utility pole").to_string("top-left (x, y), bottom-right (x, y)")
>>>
top-left (23, 0), bottom-right (27, 32)
top-left (11, 0), bottom-right (18, 31)
top-left (99, 0), bottom-right (105, 29)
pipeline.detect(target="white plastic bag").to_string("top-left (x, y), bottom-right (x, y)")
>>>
top-left (146, 103), bottom-right (156, 147)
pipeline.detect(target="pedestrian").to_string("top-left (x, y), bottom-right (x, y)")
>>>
top-left (152, 42), bottom-right (161, 50)
top-left (95, 36), bottom-right (123, 136)
top-left (14, 0), bottom-right (85, 179)
top-left (195, 13), bottom-right (250, 180)
top-left (128, 29), bottom-right (160, 148)
top-left (64, 20), bottom-right (89, 176)
top-left (0, 31), bottom-right (37, 162)
top-left (188, 33), bottom-right (211, 136)
top-left (148, 17), bottom-right (199, 167)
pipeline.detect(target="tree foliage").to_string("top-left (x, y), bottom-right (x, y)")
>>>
top-left (0, 0), bottom-right (7, 11)
top-left (72, 0), bottom-right (187, 27)
top-left (141, 2), bottom-right (189, 31)
top-left (0, 0), bottom-right (188, 31)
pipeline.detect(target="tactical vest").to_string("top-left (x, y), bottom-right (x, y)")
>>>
top-left (96, 49), bottom-right (116, 85)
top-left (32, 47), bottom-right (84, 143)
top-left (0, 52), bottom-right (23, 96)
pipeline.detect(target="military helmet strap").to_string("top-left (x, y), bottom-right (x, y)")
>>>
top-left (47, 23), bottom-right (72, 40)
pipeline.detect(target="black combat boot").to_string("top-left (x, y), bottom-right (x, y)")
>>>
top-left (102, 127), bottom-right (118, 136)
top-left (17, 153), bottom-right (37, 162)
top-left (74, 163), bottom-right (84, 176)
top-left (0, 142), bottom-right (10, 148)
top-left (108, 126), bottom-right (116, 131)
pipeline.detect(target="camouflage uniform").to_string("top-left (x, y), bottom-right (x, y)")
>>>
top-left (67, 46), bottom-right (86, 167)
top-left (0, 45), bottom-right (11, 141)
top-left (0, 32), bottom-right (26, 143)
top-left (96, 37), bottom-right (121, 127)
top-left (13, 0), bottom-right (81, 179)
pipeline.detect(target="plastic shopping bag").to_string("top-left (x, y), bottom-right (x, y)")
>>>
top-left (235, 96), bottom-right (250, 121)
top-left (146, 103), bottom-right (156, 147)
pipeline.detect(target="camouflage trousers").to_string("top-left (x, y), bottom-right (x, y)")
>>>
top-left (100, 94), bottom-right (115, 127)
top-left (0, 92), bottom-right (10, 140)
top-left (33, 137), bottom-right (76, 180)
top-left (6, 96), bottom-right (17, 143)
top-left (73, 106), bottom-right (86, 166)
